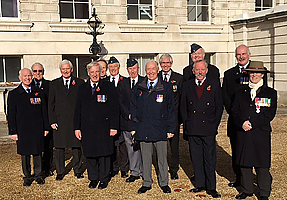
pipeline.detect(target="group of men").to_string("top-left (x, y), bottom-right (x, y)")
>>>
top-left (7, 43), bottom-right (276, 200)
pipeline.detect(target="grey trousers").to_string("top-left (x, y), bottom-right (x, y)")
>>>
top-left (123, 131), bottom-right (142, 176)
top-left (140, 141), bottom-right (169, 187)
top-left (21, 154), bottom-right (42, 181)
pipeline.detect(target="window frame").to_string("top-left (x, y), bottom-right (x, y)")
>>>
top-left (255, 0), bottom-right (273, 12)
top-left (62, 55), bottom-right (92, 80)
top-left (0, 56), bottom-right (22, 83)
top-left (127, 0), bottom-right (155, 23)
top-left (187, 0), bottom-right (211, 23)
top-left (59, 0), bottom-right (92, 22)
top-left (129, 53), bottom-right (157, 76)
top-left (0, 0), bottom-right (20, 20)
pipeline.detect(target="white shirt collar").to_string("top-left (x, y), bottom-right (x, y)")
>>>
top-left (162, 70), bottom-right (171, 81)
top-left (110, 74), bottom-right (120, 87)
top-left (21, 83), bottom-right (31, 93)
top-left (130, 76), bottom-right (139, 88)
top-left (195, 77), bottom-right (206, 86)
top-left (147, 77), bottom-right (158, 89)
top-left (90, 80), bottom-right (98, 88)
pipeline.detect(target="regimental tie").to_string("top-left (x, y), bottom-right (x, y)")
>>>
top-left (92, 84), bottom-right (96, 95)
top-left (149, 82), bottom-right (154, 91)
top-left (36, 82), bottom-right (40, 88)
top-left (65, 80), bottom-right (69, 92)
top-left (132, 79), bottom-right (135, 89)
top-left (112, 77), bottom-right (115, 86)
top-left (164, 73), bottom-right (168, 82)
top-left (26, 88), bottom-right (30, 94)
top-left (198, 81), bottom-right (201, 86)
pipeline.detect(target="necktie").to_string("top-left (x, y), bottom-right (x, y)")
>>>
top-left (36, 82), bottom-right (40, 88)
top-left (198, 81), bottom-right (201, 86)
top-left (164, 74), bottom-right (168, 82)
top-left (132, 79), bottom-right (135, 89)
top-left (112, 77), bottom-right (115, 86)
top-left (149, 82), bottom-right (154, 91)
top-left (92, 84), bottom-right (96, 95)
top-left (65, 80), bottom-right (69, 92)
top-left (26, 88), bottom-right (30, 93)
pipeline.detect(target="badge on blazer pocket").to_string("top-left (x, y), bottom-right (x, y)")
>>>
top-left (97, 95), bottom-right (107, 102)
top-left (172, 85), bottom-right (177, 92)
top-left (30, 98), bottom-right (41, 105)
top-left (156, 94), bottom-right (163, 103)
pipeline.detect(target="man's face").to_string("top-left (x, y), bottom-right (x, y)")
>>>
top-left (98, 61), bottom-right (107, 77)
top-left (193, 61), bottom-right (208, 82)
top-left (249, 72), bottom-right (264, 84)
top-left (192, 48), bottom-right (205, 62)
top-left (60, 63), bottom-right (73, 79)
top-left (108, 63), bottom-right (120, 77)
top-left (89, 65), bottom-right (100, 84)
top-left (19, 69), bottom-right (32, 87)
top-left (146, 62), bottom-right (159, 81)
top-left (127, 64), bottom-right (139, 79)
top-left (160, 57), bottom-right (172, 73)
top-left (236, 46), bottom-right (251, 66)
top-left (32, 65), bottom-right (44, 81)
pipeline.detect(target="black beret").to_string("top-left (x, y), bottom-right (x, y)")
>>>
top-left (190, 43), bottom-right (202, 53)
top-left (108, 56), bottom-right (119, 64)
top-left (126, 58), bottom-right (138, 68)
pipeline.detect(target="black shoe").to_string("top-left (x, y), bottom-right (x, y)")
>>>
top-left (98, 182), bottom-right (108, 189)
top-left (110, 171), bottom-right (119, 177)
top-left (121, 171), bottom-right (128, 178)
top-left (207, 190), bottom-right (221, 198)
top-left (35, 178), bottom-right (45, 185)
top-left (23, 179), bottom-right (33, 187)
top-left (260, 197), bottom-right (268, 200)
top-left (56, 174), bottom-right (64, 181)
top-left (171, 173), bottom-right (179, 180)
top-left (138, 186), bottom-right (151, 194)
top-left (46, 171), bottom-right (54, 177)
top-left (75, 173), bottom-right (84, 179)
top-left (161, 185), bottom-right (171, 193)
top-left (126, 175), bottom-right (140, 182)
top-left (235, 192), bottom-right (253, 199)
top-left (228, 181), bottom-right (240, 187)
top-left (88, 180), bottom-right (98, 189)
top-left (189, 187), bottom-right (205, 193)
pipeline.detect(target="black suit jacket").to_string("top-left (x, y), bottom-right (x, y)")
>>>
top-left (183, 63), bottom-right (220, 83)
top-left (118, 75), bottom-right (144, 131)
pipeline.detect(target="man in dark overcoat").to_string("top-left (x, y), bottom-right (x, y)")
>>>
top-left (31, 62), bottom-right (53, 178)
top-left (74, 61), bottom-right (119, 189)
top-left (48, 59), bottom-right (85, 181)
top-left (118, 58), bottom-right (144, 183)
top-left (182, 43), bottom-right (220, 83)
top-left (181, 60), bottom-right (223, 198)
top-left (159, 53), bottom-right (183, 180)
top-left (231, 61), bottom-right (277, 200)
top-left (8, 68), bottom-right (49, 186)
top-left (131, 61), bottom-right (176, 194)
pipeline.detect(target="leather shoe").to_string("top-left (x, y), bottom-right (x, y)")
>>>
top-left (23, 179), bottom-right (33, 186)
top-left (56, 174), bottom-right (64, 181)
top-left (260, 197), bottom-right (268, 200)
top-left (126, 175), bottom-right (140, 182)
top-left (121, 171), bottom-right (128, 178)
top-left (207, 190), bottom-right (221, 198)
top-left (98, 182), bottom-right (108, 189)
top-left (228, 181), bottom-right (240, 187)
top-left (46, 171), bottom-right (54, 177)
top-left (75, 173), bottom-right (84, 179)
top-left (36, 178), bottom-right (45, 185)
top-left (161, 185), bottom-right (171, 193)
top-left (171, 173), bottom-right (179, 180)
top-left (189, 187), bottom-right (205, 193)
top-left (138, 186), bottom-right (151, 194)
top-left (235, 192), bottom-right (253, 199)
top-left (88, 180), bottom-right (98, 189)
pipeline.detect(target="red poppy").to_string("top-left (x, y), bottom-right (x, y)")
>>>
top-left (72, 80), bottom-right (76, 85)
top-left (207, 85), bottom-right (211, 91)
top-left (118, 77), bottom-right (123, 82)
top-left (35, 92), bottom-right (39, 96)
top-left (96, 87), bottom-right (100, 92)
top-left (139, 91), bottom-right (142, 96)
top-left (170, 80), bottom-right (176, 84)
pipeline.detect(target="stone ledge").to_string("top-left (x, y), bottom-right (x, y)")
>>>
top-left (119, 24), bottom-right (168, 33)
top-left (49, 22), bottom-right (90, 33)
top-left (180, 25), bottom-right (224, 34)
top-left (0, 21), bottom-right (33, 32)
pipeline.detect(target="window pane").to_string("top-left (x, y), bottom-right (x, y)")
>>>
top-left (0, 58), bottom-right (3, 82)
top-left (197, 6), bottom-right (209, 21)
top-left (197, 0), bottom-right (208, 6)
top-left (140, 5), bottom-right (152, 20)
top-left (263, 0), bottom-right (272, 7)
top-left (140, 0), bottom-right (152, 3)
top-left (74, 0), bottom-right (89, 2)
top-left (255, 0), bottom-right (261, 7)
top-left (75, 3), bottom-right (89, 19)
top-left (188, 0), bottom-right (196, 5)
top-left (128, 5), bottom-right (138, 20)
top-left (62, 56), bottom-right (77, 77)
top-left (188, 6), bottom-right (196, 21)
top-left (1, 0), bottom-right (18, 17)
top-left (128, 0), bottom-right (138, 4)
top-left (5, 57), bottom-right (21, 82)
top-left (60, 3), bottom-right (73, 19)
top-left (78, 56), bottom-right (91, 80)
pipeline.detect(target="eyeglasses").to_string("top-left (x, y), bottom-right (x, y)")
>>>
top-left (33, 70), bottom-right (43, 73)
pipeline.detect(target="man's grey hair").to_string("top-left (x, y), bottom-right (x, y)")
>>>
top-left (86, 61), bottom-right (102, 74)
top-left (159, 53), bottom-right (173, 64)
top-left (235, 44), bottom-right (251, 55)
top-left (31, 62), bottom-right (44, 71)
top-left (19, 68), bottom-right (32, 76)
top-left (192, 60), bottom-right (208, 69)
top-left (108, 62), bottom-right (120, 68)
top-left (145, 60), bottom-right (159, 70)
top-left (59, 59), bottom-right (73, 69)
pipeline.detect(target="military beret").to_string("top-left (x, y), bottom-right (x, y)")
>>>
top-left (126, 58), bottom-right (138, 68)
top-left (108, 56), bottom-right (119, 64)
top-left (190, 43), bottom-right (202, 53)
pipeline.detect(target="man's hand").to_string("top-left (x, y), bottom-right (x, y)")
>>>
top-left (110, 129), bottom-right (117, 136)
top-left (51, 123), bottom-right (58, 130)
top-left (11, 134), bottom-right (18, 141)
top-left (75, 130), bottom-right (82, 140)
top-left (242, 120), bottom-right (252, 132)
top-left (44, 131), bottom-right (49, 136)
top-left (131, 131), bottom-right (136, 136)
top-left (167, 133), bottom-right (174, 138)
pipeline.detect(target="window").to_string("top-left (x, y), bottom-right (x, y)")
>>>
top-left (255, 0), bottom-right (273, 11)
top-left (129, 54), bottom-right (157, 76)
top-left (0, 0), bottom-right (18, 18)
top-left (127, 0), bottom-right (154, 20)
top-left (0, 56), bottom-right (21, 82)
top-left (59, 0), bottom-right (90, 20)
top-left (62, 55), bottom-right (92, 80)
top-left (187, 0), bottom-right (209, 22)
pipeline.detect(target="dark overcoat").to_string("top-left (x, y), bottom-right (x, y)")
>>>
top-left (130, 77), bottom-right (176, 141)
top-left (7, 85), bottom-right (49, 155)
top-left (183, 63), bottom-right (220, 83)
top-left (231, 85), bottom-right (277, 168)
top-left (48, 76), bottom-right (84, 148)
top-left (118, 75), bottom-right (144, 131)
top-left (74, 80), bottom-right (119, 157)
top-left (180, 78), bottom-right (223, 136)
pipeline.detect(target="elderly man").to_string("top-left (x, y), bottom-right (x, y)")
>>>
top-left (183, 43), bottom-right (220, 83)
top-left (106, 56), bottom-right (124, 87)
top-left (48, 59), bottom-right (85, 181)
top-left (231, 61), bottom-right (276, 200)
top-left (181, 60), bottom-right (223, 198)
top-left (98, 59), bottom-right (108, 79)
top-left (159, 53), bottom-right (183, 180)
top-left (118, 58), bottom-right (144, 183)
top-left (8, 68), bottom-right (49, 186)
top-left (74, 61), bottom-right (119, 189)
top-left (31, 62), bottom-right (53, 178)
top-left (222, 44), bottom-right (267, 187)
top-left (131, 61), bottom-right (176, 194)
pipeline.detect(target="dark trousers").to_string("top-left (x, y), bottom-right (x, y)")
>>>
top-left (188, 135), bottom-right (217, 190)
top-left (55, 147), bottom-right (82, 175)
top-left (42, 148), bottom-right (53, 173)
top-left (241, 167), bottom-right (272, 197)
top-left (86, 156), bottom-right (111, 183)
top-left (111, 141), bottom-right (129, 173)
top-left (168, 124), bottom-right (180, 174)
top-left (21, 154), bottom-right (42, 181)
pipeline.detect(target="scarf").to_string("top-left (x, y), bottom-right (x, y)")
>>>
top-left (249, 79), bottom-right (263, 101)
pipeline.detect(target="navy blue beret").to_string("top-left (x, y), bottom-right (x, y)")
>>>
top-left (108, 56), bottom-right (119, 64)
top-left (190, 43), bottom-right (202, 53)
top-left (126, 58), bottom-right (138, 68)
